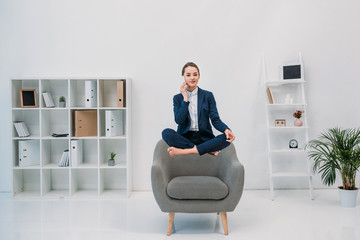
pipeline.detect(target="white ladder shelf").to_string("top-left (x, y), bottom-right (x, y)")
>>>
top-left (262, 53), bottom-right (314, 200)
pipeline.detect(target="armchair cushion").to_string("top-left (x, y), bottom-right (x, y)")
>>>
top-left (167, 176), bottom-right (228, 200)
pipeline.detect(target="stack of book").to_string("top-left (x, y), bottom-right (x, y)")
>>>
top-left (14, 121), bottom-right (30, 137)
top-left (42, 92), bottom-right (55, 108)
top-left (58, 150), bottom-right (69, 167)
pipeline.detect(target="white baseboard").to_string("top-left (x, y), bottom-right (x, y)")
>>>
top-left (0, 191), bottom-right (12, 198)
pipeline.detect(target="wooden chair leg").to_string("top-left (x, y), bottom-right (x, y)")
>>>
top-left (220, 212), bottom-right (228, 235)
top-left (167, 213), bottom-right (175, 236)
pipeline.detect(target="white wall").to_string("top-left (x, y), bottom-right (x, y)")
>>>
top-left (1, 0), bottom-right (360, 192)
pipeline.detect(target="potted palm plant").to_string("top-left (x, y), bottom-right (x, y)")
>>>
top-left (306, 127), bottom-right (360, 207)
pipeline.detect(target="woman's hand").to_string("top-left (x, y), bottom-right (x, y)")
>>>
top-left (224, 129), bottom-right (235, 142)
top-left (180, 82), bottom-right (188, 102)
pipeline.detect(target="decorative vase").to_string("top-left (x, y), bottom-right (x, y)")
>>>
top-left (339, 187), bottom-right (358, 208)
top-left (108, 159), bottom-right (115, 166)
top-left (59, 101), bottom-right (66, 108)
top-left (294, 118), bottom-right (303, 127)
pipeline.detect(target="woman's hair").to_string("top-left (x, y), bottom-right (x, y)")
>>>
top-left (181, 62), bottom-right (200, 76)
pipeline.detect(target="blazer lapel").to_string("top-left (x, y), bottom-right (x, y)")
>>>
top-left (197, 87), bottom-right (204, 119)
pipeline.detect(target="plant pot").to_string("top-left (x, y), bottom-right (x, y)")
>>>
top-left (294, 118), bottom-right (303, 127)
top-left (108, 159), bottom-right (115, 166)
top-left (338, 187), bottom-right (358, 208)
top-left (59, 102), bottom-right (66, 108)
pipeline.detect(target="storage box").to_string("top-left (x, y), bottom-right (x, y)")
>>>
top-left (74, 110), bottom-right (97, 137)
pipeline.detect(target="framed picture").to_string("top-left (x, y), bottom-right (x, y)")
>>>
top-left (282, 63), bottom-right (303, 80)
top-left (20, 89), bottom-right (37, 108)
top-left (275, 119), bottom-right (286, 127)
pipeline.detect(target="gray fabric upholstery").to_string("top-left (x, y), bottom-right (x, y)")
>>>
top-left (167, 176), bottom-right (228, 200)
top-left (151, 139), bottom-right (245, 213)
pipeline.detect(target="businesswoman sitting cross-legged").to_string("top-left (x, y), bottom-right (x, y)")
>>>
top-left (162, 62), bottom-right (235, 157)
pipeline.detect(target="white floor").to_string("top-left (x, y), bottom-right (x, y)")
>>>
top-left (0, 190), bottom-right (360, 240)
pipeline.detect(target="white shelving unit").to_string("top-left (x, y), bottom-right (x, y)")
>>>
top-left (263, 54), bottom-right (313, 200)
top-left (11, 78), bottom-right (132, 198)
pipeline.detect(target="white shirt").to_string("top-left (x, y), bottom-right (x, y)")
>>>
top-left (186, 87), bottom-right (199, 131)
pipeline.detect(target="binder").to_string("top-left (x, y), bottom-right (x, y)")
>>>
top-left (70, 139), bottom-right (83, 166)
top-left (105, 110), bottom-right (124, 137)
top-left (18, 140), bottom-right (40, 167)
top-left (85, 80), bottom-right (97, 107)
top-left (74, 110), bottom-right (97, 137)
top-left (117, 81), bottom-right (126, 107)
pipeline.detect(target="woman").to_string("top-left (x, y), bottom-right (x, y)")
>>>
top-left (162, 62), bottom-right (235, 157)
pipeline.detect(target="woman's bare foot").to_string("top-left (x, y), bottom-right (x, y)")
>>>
top-left (209, 151), bottom-right (221, 156)
top-left (167, 146), bottom-right (198, 157)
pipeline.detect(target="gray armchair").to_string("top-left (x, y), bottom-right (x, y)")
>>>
top-left (151, 139), bottom-right (245, 235)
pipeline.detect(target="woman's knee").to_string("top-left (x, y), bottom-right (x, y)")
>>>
top-left (162, 128), bottom-right (176, 140)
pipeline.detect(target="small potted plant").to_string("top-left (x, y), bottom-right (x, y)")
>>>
top-left (59, 96), bottom-right (66, 108)
top-left (108, 152), bottom-right (116, 166)
top-left (306, 127), bottom-right (360, 207)
top-left (293, 110), bottom-right (303, 126)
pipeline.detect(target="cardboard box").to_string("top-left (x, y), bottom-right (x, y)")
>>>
top-left (117, 81), bottom-right (126, 107)
top-left (74, 110), bottom-right (97, 137)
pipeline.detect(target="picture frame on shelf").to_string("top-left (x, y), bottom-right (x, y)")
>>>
top-left (20, 89), bottom-right (37, 108)
top-left (282, 63), bottom-right (303, 80)
top-left (275, 119), bottom-right (286, 127)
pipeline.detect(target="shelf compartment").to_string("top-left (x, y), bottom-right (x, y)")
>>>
top-left (99, 139), bottom-right (126, 167)
top-left (12, 79), bottom-right (40, 108)
top-left (265, 80), bottom-right (306, 86)
top-left (99, 109), bottom-right (126, 137)
top-left (265, 84), bottom-right (304, 104)
top-left (12, 109), bottom-right (40, 137)
top-left (270, 149), bottom-right (305, 153)
top-left (266, 103), bottom-right (307, 107)
top-left (70, 109), bottom-right (98, 137)
top-left (13, 169), bottom-right (41, 197)
top-left (40, 79), bottom-right (68, 108)
top-left (70, 79), bottom-right (97, 108)
top-left (42, 139), bottom-right (69, 168)
top-left (99, 79), bottom-right (126, 108)
top-left (99, 168), bottom-right (127, 197)
top-left (269, 126), bottom-right (309, 130)
top-left (72, 139), bottom-right (98, 167)
top-left (70, 169), bottom-right (98, 197)
top-left (41, 109), bottom-right (69, 137)
top-left (13, 139), bottom-right (41, 168)
top-left (267, 108), bottom-right (307, 128)
top-left (42, 169), bottom-right (70, 197)
top-left (269, 133), bottom-right (306, 149)
top-left (271, 156), bottom-right (309, 174)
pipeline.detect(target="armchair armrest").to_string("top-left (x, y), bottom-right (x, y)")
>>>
top-left (217, 146), bottom-right (245, 211)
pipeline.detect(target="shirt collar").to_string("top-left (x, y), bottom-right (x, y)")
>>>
top-left (186, 87), bottom-right (198, 96)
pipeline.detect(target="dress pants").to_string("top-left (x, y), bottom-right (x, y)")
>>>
top-left (162, 128), bottom-right (230, 155)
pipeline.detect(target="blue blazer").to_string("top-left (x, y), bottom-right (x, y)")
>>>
top-left (173, 87), bottom-right (229, 141)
